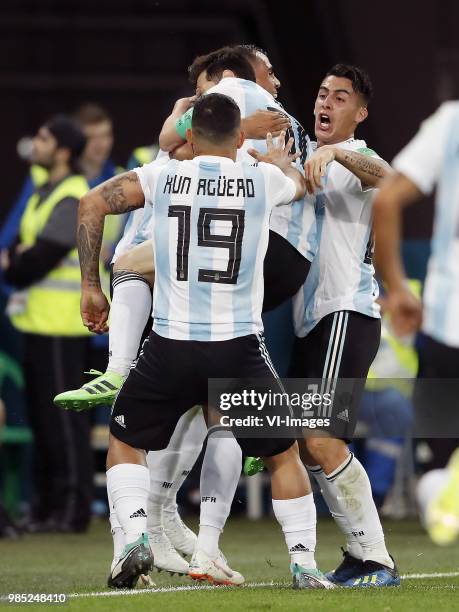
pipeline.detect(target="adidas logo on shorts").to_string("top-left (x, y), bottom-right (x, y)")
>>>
top-left (129, 508), bottom-right (147, 518)
top-left (337, 408), bottom-right (349, 422)
top-left (114, 415), bottom-right (126, 428)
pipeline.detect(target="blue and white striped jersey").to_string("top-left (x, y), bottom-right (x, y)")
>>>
top-left (206, 77), bottom-right (316, 261)
top-left (134, 155), bottom-right (296, 341)
top-left (293, 138), bottom-right (381, 337)
top-left (393, 101), bottom-right (459, 348)
top-left (112, 150), bottom-right (169, 263)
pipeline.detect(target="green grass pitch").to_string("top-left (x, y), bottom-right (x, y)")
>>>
top-left (0, 517), bottom-right (458, 611)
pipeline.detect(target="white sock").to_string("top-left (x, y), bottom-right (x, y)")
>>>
top-left (163, 408), bottom-right (208, 517)
top-left (327, 454), bottom-right (393, 568)
top-left (272, 493), bottom-right (317, 569)
top-left (108, 276), bottom-right (152, 376)
top-left (199, 431), bottom-right (242, 532)
top-left (106, 463), bottom-right (149, 545)
top-left (196, 525), bottom-right (221, 557)
top-left (107, 486), bottom-right (124, 567)
top-left (310, 465), bottom-right (363, 560)
top-left (146, 408), bottom-right (207, 531)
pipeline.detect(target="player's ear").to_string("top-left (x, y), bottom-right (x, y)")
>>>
top-left (222, 69), bottom-right (236, 79)
top-left (185, 128), bottom-right (193, 145)
top-left (356, 106), bottom-right (368, 125)
top-left (237, 129), bottom-right (245, 149)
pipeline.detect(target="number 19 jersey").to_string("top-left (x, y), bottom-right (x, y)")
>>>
top-left (134, 155), bottom-right (296, 341)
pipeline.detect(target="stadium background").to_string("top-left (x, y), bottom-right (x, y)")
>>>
top-left (1, 0), bottom-right (459, 607)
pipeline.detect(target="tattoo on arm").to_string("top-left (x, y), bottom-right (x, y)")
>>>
top-left (341, 151), bottom-right (388, 179)
top-left (100, 172), bottom-right (144, 214)
top-left (77, 219), bottom-right (104, 288)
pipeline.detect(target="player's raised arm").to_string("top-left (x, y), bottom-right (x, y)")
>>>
top-left (304, 145), bottom-right (391, 194)
top-left (159, 97), bottom-right (195, 152)
top-left (248, 131), bottom-right (305, 201)
top-left (77, 171), bottom-right (145, 333)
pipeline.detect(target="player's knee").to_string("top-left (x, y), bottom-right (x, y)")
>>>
top-left (113, 252), bottom-right (154, 286)
top-left (305, 436), bottom-right (346, 466)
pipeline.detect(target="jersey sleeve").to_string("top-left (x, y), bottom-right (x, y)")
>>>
top-left (392, 102), bottom-right (454, 195)
top-left (133, 163), bottom-right (155, 204)
top-left (261, 163), bottom-right (297, 207)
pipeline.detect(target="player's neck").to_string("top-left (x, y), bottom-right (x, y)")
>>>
top-left (317, 132), bottom-right (355, 148)
top-left (193, 147), bottom-right (236, 161)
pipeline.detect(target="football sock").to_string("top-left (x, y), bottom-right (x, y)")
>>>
top-left (309, 464), bottom-right (363, 560)
top-left (196, 525), bottom-right (221, 557)
top-left (272, 493), bottom-right (317, 569)
top-left (326, 453), bottom-right (394, 568)
top-left (107, 487), bottom-right (125, 566)
top-left (199, 431), bottom-right (242, 537)
top-left (106, 463), bottom-right (149, 545)
top-left (163, 408), bottom-right (208, 516)
top-left (108, 273), bottom-right (152, 376)
top-left (146, 408), bottom-right (207, 531)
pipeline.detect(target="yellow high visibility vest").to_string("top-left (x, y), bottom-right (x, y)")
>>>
top-left (10, 175), bottom-right (91, 336)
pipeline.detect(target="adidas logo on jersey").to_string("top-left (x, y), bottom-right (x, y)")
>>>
top-left (289, 543), bottom-right (310, 552)
top-left (129, 508), bottom-right (147, 518)
top-left (114, 415), bottom-right (126, 428)
top-left (337, 409), bottom-right (349, 422)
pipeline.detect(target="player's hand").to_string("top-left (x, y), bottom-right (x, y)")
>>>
top-left (80, 287), bottom-right (110, 334)
top-left (173, 96), bottom-right (196, 115)
top-left (248, 131), bottom-right (300, 172)
top-left (386, 286), bottom-right (423, 337)
top-left (243, 110), bottom-right (291, 139)
top-left (304, 145), bottom-right (337, 194)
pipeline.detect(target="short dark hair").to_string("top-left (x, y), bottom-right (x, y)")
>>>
top-left (192, 93), bottom-right (241, 144)
top-left (188, 46), bottom-right (256, 88)
top-left (236, 44), bottom-right (268, 61)
top-left (45, 114), bottom-right (87, 168)
top-left (325, 64), bottom-right (373, 104)
top-left (74, 103), bottom-right (112, 126)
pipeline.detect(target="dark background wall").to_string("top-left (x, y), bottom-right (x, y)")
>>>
top-left (1, 0), bottom-right (458, 237)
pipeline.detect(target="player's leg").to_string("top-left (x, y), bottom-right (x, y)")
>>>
top-left (161, 408), bottom-right (207, 556)
top-left (146, 407), bottom-right (207, 574)
top-left (195, 425), bottom-right (242, 562)
top-left (414, 334), bottom-right (459, 545)
top-left (106, 331), bottom-right (196, 588)
top-left (53, 240), bottom-right (155, 411)
top-left (292, 311), bottom-right (400, 586)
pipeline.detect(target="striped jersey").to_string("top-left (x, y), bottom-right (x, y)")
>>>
top-left (393, 101), bottom-right (459, 348)
top-left (134, 155), bottom-right (296, 341)
top-left (293, 138), bottom-right (381, 337)
top-left (112, 150), bottom-right (169, 263)
top-left (199, 77), bottom-right (316, 260)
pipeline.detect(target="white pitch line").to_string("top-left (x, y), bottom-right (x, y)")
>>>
top-left (68, 572), bottom-right (459, 599)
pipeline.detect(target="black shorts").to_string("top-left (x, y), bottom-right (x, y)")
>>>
top-left (110, 331), bottom-right (295, 457)
top-left (413, 333), bottom-right (459, 440)
top-left (289, 310), bottom-right (381, 438)
top-left (263, 231), bottom-right (310, 312)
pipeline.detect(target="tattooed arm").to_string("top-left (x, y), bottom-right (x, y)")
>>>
top-left (78, 171), bottom-right (145, 333)
top-left (304, 145), bottom-right (392, 193)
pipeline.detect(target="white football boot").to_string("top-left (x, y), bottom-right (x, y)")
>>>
top-left (163, 509), bottom-right (197, 556)
top-left (189, 549), bottom-right (245, 586)
top-left (148, 527), bottom-right (190, 575)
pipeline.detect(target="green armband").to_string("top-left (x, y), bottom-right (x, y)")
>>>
top-left (175, 107), bottom-right (194, 140)
top-left (357, 146), bottom-right (377, 157)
